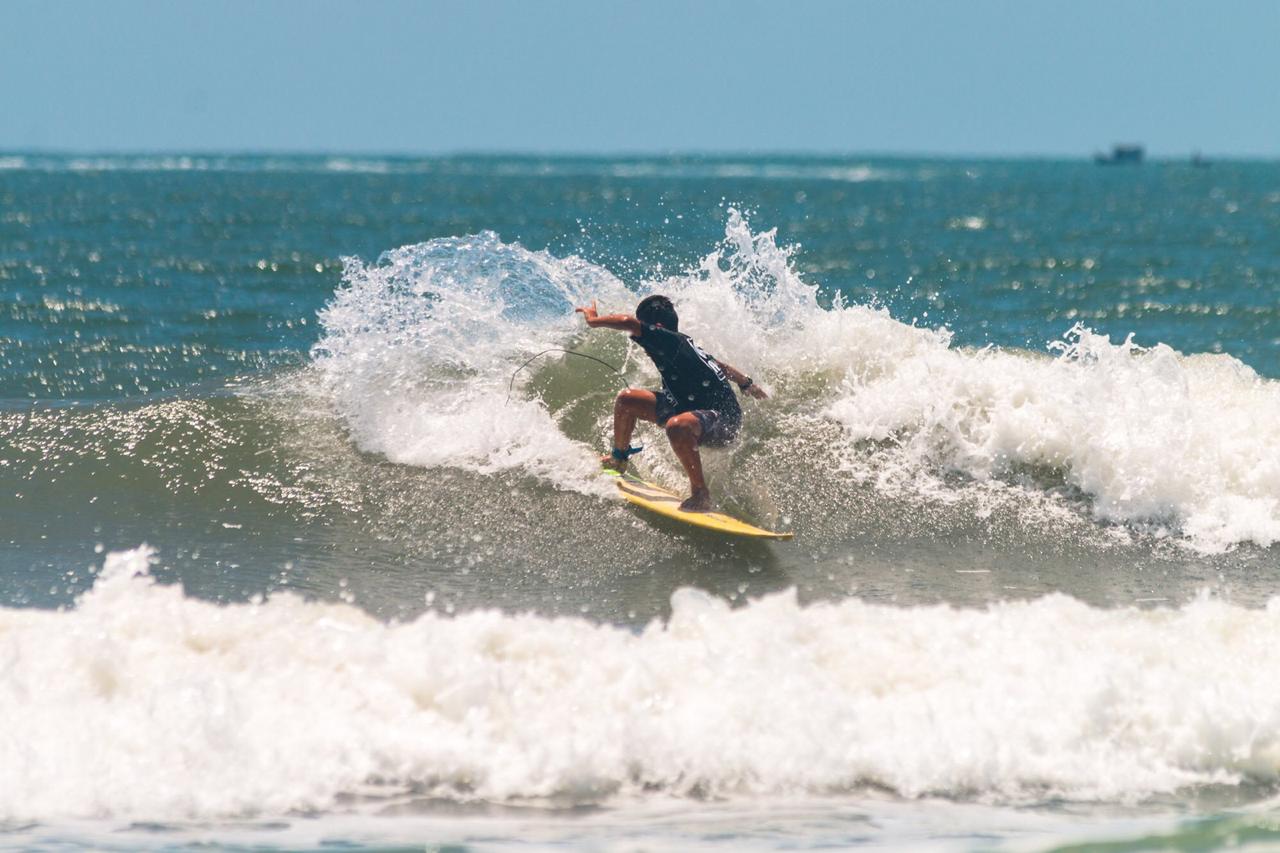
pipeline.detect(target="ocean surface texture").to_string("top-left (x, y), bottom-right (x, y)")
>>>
top-left (3, 153), bottom-right (1280, 851)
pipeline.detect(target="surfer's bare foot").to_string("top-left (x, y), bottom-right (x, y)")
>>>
top-left (679, 487), bottom-right (711, 512)
top-left (601, 453), bottom-right (627, 474)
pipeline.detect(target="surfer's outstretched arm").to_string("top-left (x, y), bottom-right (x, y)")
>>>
top-left (575, 301), bottom-right (643, 335)
top-left (714, 359), bottom-right (768, 400)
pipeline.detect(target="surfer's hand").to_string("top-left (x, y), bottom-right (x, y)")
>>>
top-left (574, 301), bottom-right (598, 321)
top-left (746, 384), bottom-right (768, 400)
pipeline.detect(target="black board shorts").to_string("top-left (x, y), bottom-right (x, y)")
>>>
top-left (653, 389), bottom-right (742, 448)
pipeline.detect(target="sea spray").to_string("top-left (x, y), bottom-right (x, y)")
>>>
top-left (311, 232), bottom-right (634, 494)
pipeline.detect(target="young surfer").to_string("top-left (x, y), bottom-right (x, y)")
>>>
top-left (575, 295), bottom-right (767, 511)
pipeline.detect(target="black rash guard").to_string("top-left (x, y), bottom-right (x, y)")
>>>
top-left (630, 323), bottom-right (742, 431)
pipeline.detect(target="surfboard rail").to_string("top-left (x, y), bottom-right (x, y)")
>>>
top-left (606, 470), bottom-right (793, 540)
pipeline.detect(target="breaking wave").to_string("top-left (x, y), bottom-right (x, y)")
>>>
top-left (2, 546), bottom-right (1279, 820)
top-left (311, 212), bottom-right (1280, 550)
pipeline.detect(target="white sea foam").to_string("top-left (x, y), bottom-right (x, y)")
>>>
top-left (681, 213), bottom-right (1280, 549)
top-left (823, 327), bottom-right (1280, 550)
top-left (312, 233), bottom-right (635, 495)
top-left (324, 157), bottom-right (391, 174)
top-left (312, 212), bottom-right (1280, 547)
top-left (0, 154), bottom-right (414, 174)
top-left (3, 546), bottom-right (1280, 821)
top-left (706, 163), bottom-right (898, 183)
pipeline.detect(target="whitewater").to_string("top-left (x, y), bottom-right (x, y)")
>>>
top-left (313, 209), bottom-right (1280, 551)
top-left (5, 544), bottom-right (1280, 823)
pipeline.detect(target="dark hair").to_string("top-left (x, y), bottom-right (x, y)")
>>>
top-left (636, 294), bottom-right (678, 330)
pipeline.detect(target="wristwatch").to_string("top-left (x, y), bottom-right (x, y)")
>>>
top-left (739, 377), bottom-right (753, 391)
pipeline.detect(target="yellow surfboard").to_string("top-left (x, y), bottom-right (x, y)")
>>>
top-left (606, 470), bottom-right (793, 540)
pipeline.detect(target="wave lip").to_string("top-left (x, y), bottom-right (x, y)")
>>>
top-left (3, 547), bottom-right (1280, 821)
top-left (311, 231), bottom-right (632, 494)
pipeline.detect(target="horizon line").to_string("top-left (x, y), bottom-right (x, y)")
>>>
top-left (1, 146), bottom-right (1274, 163)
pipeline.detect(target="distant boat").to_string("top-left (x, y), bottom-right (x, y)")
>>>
top-left (1191, 151), bottom-right (1211, 168)
top-left (1094, 144), bottom-right (1144, 165)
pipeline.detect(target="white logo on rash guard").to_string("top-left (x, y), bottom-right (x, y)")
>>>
top-left (689, 341), bottom-right (725, 381)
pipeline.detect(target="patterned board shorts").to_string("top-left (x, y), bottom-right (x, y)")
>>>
top-left (654, 390), bottom-right (742, 448)
top-left (689, 408), bottom-right (741, 447)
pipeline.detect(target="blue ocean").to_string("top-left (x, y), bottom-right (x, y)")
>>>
top-left (3, 152), bottom-right (1280, 851)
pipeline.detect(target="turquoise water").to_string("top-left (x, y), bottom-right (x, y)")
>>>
top-left (3, 153), bottom-right (1280, 850)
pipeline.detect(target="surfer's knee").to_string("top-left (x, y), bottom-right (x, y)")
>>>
top-left (615, 388), bottom-right (646, 413)
top-left (664, 414), bottom-right (700, 442)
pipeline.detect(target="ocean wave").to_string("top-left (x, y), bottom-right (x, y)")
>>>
top-left (0, 154), bottom-right (920, 182)
top-left (0, 154), bottom-right (412, 174)
top-left (826, 326), bottom-right (1280, 551)
top-left (323, 157), bottom-right (392, 174)
top-left (311, 212), bottom-right (1280, 549)
top-left (598, 162), bottom-right (903, 182)
top-left (3, 545), bottom-right (1279, 821)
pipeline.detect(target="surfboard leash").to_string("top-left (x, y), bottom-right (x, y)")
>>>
top-left (505, 348), bottom-right (626, 404)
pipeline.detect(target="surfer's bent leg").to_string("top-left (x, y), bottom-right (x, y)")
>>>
top-left (664, 412), bottom-right (710, 511)
top-left (604, 389), bottom-right (657, 472)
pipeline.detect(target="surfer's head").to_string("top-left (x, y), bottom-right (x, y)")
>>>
top-left (636, 294), bottom-right (678, 331)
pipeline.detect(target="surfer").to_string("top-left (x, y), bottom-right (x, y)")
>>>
top-left (575, 295), bottom-right (767, 511)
